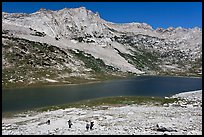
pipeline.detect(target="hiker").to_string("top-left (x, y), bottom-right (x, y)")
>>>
top-left (86, 123), bottom-right (90, 131)
top-left (47, 120), bottom-right (50, 125)
top-left (90, 121), bottom-right (94, 130)
top-left (68, 120), bottom-right (73, 128)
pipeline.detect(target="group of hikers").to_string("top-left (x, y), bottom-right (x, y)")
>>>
top-left (86, 121), bottom-right (94, 131)
top-left (46, 119), bottom-right (94, 131)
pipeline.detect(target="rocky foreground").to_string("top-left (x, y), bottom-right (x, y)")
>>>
top-left (2, 90), bottom-right (202, 135)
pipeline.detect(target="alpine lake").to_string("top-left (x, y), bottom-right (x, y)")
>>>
top-left (2, 76), bottom-right (202, 113)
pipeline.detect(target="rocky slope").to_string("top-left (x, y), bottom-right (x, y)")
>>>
top-left (2, 90), bottom-right (202, 135)
top-left (2, 7), bottom-right (202, 88)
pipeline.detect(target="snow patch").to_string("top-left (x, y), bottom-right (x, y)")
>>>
top-left (44, 78), bottom-right (58, 83)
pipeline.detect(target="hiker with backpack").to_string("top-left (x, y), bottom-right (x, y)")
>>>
top-left (68, 120), bottom-right (73, 128)
top-left (90, 121), bottom-right (94, 130)
top-left (86, 122), bottom-right (90, 131)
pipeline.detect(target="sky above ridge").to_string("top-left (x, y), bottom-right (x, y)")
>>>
top-left (2, 2), bottom-right (202, 29)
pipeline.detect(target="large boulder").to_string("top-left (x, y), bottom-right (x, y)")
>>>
top-left (156, 123), bottom-right (177, 132)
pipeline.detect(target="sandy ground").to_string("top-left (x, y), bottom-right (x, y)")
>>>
top-left (2, 90), bottom-right (202, 135)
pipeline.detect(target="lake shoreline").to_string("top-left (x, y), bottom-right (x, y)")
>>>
top-left (2, 74), bottom-right (202, 90)
top-left (2, 95), bottom-right (177, 118)
top-left (2, 90), bottom-right (202, 135)
top-left (2, 80), bottom-right (102, 90)
top-left (3, 75), bottom-right (202, 114)
top-left (2, 88), bottom-right (202, 118)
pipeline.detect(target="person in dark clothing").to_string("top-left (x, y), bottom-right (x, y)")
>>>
top-left (68, 120), bottom-right (73, 128)
top-left (47, 120), bottom-right (50, 125)
top-left (86, 123), bottom-right (90, 131)
top-left (90, 121), bottom-right (94, 130)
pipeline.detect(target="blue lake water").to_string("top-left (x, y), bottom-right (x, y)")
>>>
top-left (2, 76), bottom-right (202, 112)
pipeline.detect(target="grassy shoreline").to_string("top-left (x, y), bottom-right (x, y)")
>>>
top-left (2, 80), bottom-right (102, 90)
top-left (2, 95), bottom-right (179, 118)
top-left (2, 74), bottom-right (200, 118)
top-left (2, 74), bottom-right (202, 90)
top-left (2, 72), bottom-right (133, 90)
top-left (35, 96), bottom-right (179, 112)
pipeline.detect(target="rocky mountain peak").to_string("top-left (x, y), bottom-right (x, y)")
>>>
top-left (2, 7), bottom-right (202, 88)
top-left (135, 22), bottom-right (153, 30)
top-left (38, 8), bottom-right (47, 12)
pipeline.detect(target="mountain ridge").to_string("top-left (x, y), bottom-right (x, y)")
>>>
top-left (2, 7), bottom-right (202, 88)
top-left (2, 7), bottom-right (202, 30)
